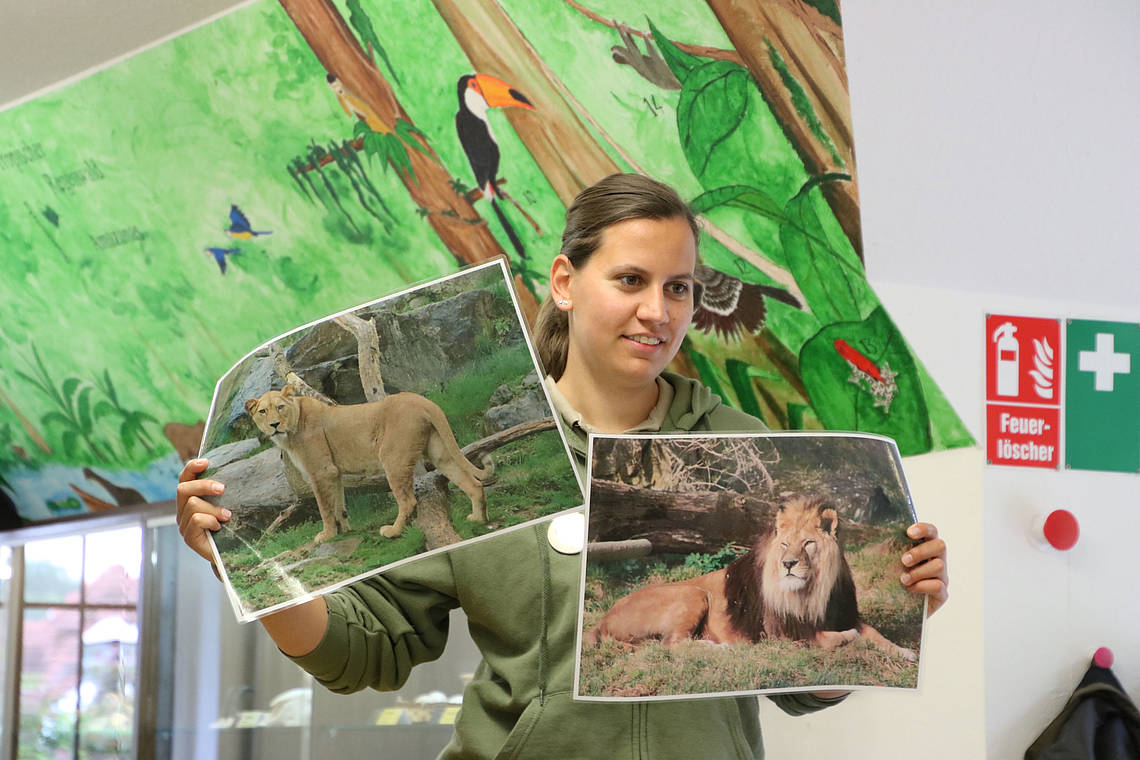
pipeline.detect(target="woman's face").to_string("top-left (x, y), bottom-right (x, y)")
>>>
top-left (554, 215), bottom-right (697, 390)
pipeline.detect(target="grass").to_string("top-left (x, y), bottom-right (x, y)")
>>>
top-left (578, 527), bottom-right (922, 697)
top-left (217, 431), bottom-right (579, 613)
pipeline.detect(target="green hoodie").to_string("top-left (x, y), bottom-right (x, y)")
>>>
top-left (290, 372), bottom-right (843, 759)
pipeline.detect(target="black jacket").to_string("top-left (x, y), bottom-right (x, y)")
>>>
top-left (1025, 662), bottom-right (1140, 759)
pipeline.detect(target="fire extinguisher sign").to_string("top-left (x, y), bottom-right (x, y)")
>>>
top-left (985, 315), bottom-right (1062, 468)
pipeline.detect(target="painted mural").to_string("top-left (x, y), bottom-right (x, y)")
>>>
top-left (0, 0), bottom-right (973, 524)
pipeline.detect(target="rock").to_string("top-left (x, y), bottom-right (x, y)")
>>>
top-left (311, 538), bottom-right (362, 558)
top-left (214, 448), bottom-right (296, 509)
top-left (286, 320), bottom-right (358, 370)
top-left (489, 384), bottom-right (513, 407)
top-left (370, 289), bottom-right (497, 393)
top-left (201, 438), bottom-right (262, 471)
top-left (216, 359), bottom-right (278, 442)
top-left (483, 389), bottom-right (550, 433)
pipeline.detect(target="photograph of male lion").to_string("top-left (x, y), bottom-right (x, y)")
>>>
top-left (576, 433), bottom-right (924, 699)
top-left (197, 261), bottom-right (582, 620)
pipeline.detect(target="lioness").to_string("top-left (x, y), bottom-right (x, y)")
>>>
top-left (245, 385), bottom-right (490, 543)
top-left (585, 494), bottom-right (916, 660)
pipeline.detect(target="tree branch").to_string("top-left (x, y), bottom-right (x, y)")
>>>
top-left (560, 0), bottom-right (744, 65)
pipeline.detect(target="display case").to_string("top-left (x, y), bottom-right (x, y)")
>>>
top-left (152, 522), bottom-right (482, 760)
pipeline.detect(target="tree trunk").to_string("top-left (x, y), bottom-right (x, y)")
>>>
top-left (705, 0), bottom-right (863, 260)
top-left (0, 384), bottom-right (52, 455)
top-left (333, 313), bottom-right (386, 401)
top-left (278, 0), bottom-right (539, 320)
top-left (587, 479), bottom-right (775, 555)
top-left (429, 0), bottom-right (622, 206)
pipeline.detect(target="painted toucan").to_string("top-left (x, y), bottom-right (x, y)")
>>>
top-left (692, 264), bottom-right (802, 339)
top-left (456, 73), bottom-right (534, 259)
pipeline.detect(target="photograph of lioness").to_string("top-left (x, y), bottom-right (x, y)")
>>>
top-left (245, 385), bottom-right (490, 543)
top-left (197, 260), bottom-right (582, 622)
top-left (577, 432), bottom-right (924, 699)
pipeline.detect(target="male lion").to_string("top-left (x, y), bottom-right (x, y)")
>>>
top-left (584, 494), bottom-right (916, 660)
top-left (245, 385), bottom-right (490, 543)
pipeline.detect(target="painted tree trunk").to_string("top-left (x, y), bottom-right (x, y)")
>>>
top-left (429, 0), bottom-right (622, 206)
top-left (706, 0), bottom-right (863, 259)
top-left (278, 0), bottom-right (540, 321)
top-left (0, 385), bottom-right (52, 455)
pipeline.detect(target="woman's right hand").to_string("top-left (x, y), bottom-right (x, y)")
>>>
top-left (176, 458), bottom-right (230, 565)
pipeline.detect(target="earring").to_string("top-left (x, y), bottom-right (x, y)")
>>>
top-left (557, 299), bottom-right (569, 307)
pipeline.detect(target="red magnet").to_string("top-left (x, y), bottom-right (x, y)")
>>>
top-left (1094, 647), bottom-right (1114, 668)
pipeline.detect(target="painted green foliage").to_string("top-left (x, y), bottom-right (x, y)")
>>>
top-left (801, 307), bottom-right (932, 456)
top-left (649, 19), bottom-right (969, 450)
top-left (0, 0), bottom-right (974, 522)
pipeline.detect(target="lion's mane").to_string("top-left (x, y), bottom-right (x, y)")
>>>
top-left (723, 494), bottom-right (860, 641)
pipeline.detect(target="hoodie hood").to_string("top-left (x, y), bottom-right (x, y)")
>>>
top-left (661, 371), bottom-right (724, 431)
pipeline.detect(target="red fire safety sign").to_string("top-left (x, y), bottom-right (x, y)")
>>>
top-left (985, 315), bottom-right (1061, 468)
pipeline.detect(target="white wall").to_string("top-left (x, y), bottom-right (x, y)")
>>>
top-left (842, 2), bottom-right (1140, 758)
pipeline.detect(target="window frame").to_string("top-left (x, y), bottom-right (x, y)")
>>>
top-left (0, 499), bottom-right (174, 760)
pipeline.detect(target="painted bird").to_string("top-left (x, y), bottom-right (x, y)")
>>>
top-left (225, 205), bottom-right (272, 239)
top-left (456, 73), bottom-right (534, 259)
top-left (327, 73), bottom-right (391, 134)
top-left (204, 246), bottom-right (241, 274)
top-left (691, 264), bottom-right (801, 339)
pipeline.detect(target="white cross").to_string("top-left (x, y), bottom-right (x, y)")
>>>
top-left (1078, 332), bottom-right (1131, 392)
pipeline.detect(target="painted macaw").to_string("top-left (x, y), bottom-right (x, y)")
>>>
top-left (204, 246), bottom-right (241, 274)
top-left (225, 205), bottom-right (272, 239)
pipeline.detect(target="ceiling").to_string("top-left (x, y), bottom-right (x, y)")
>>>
top-left (0, 0), bottom-right (243, 110)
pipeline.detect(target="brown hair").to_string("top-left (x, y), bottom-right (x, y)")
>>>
top-left (533, 173), bottom-right (699, 379)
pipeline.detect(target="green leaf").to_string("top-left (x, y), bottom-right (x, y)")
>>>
top-left (690, 185), bottom-right (785, 223)
top-left (120, 420), bottom-right (139, 453)
top-left (648, 19), bottom-right (705, 83)
top-left (346, 0), bottom-right (401, 85)
top-left (94, 400), bottom-right (116, 420)
top-left (61, 430), bottom-right (79, 459)
top-left (42, 411), bottom-right (74, 432)
top-left (767, 42), bottom-right (842, 167)
top-left (384, 133), bottom-right (415, 183)
top-left (13, 369), bottom-right (50, 396)
top-left (61, 377), bottom-right (82, 414)
top-left (395, 119), bottom-right (429, 155)
top-left (676, 60), bottom-right (752, 182)
top-left (135, 411), bottom-right (159, 425)
top-left (724, 359), bottom-right (767, 421)
top-left (779, 176), bottom-right (867, 323)
top-left (77, 385), bottom-right (94, 433)
top-left (799, 307), bottom-right (932, 455)
top-left (803, 0), bottom-right (842, 26)
top-left (362, 130), bottom-right (385, 165)
top-left (353, 119), bottom-right (371, 138)
top-left (786, 402), bottom-right (810, 430)
top-left (686, 347), bottom-right (730, 405)
top-left (102, 369), bottom-right (118, 405)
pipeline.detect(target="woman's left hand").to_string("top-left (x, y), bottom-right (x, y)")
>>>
top-left (901, 523), bottom-right (948, 615)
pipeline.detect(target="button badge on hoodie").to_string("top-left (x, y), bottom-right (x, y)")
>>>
top-left (547, 511), bottom-right (585, 554)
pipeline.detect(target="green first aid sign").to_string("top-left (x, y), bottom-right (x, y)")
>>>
top-left (1065, 319), bottom-right (1140, 472)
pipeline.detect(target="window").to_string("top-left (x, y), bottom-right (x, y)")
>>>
top-left (16, 527), bottom-right (141, 760)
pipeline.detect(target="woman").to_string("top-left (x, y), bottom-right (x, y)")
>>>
top-left (177, 173), bottom-right (948, 759)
